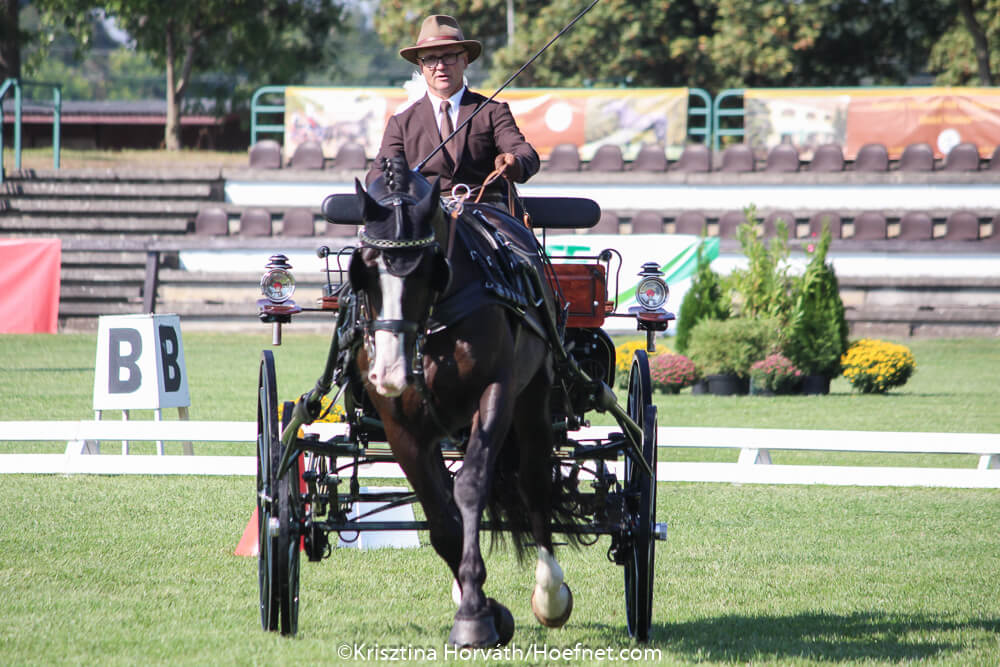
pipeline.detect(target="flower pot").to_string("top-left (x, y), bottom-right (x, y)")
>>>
top-left (691, 379), bottom-right (709, 395)
top-left (706, 374), bottom-right (749, 396)
top-left (802, 375), bottom-right (831, 395)
top-left (749, 377), bottom-right (775, 396)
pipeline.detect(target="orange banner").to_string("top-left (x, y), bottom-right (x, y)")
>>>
top-left (0, 238), bottom-right (61, 334)
top-left (284, 86), bottom-right (689, 161)
top-left (745, 87), bottom-right (1000, 160)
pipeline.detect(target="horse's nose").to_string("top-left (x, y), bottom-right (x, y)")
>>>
top-left (369, 367), bottom-right (405, 398)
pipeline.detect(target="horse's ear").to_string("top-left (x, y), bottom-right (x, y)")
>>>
top-left (412, 176), bottom-right (441, 224)
top-left (348, 247), bottom-right (368, 291)
top-left (355, 178), bottom-right (388, 222)
top-left (430, 252), bottom-right (452, 294)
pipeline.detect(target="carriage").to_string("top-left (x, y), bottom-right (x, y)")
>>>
top-left (255, 162), bottom-right (673, 645)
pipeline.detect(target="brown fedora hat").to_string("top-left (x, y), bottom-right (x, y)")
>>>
top-left (399, 15), bottom-right (482, 64)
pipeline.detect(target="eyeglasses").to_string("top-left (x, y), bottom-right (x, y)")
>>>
top-left (417, 52), bottom-right (465, 68)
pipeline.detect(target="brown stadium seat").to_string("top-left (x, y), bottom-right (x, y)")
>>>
top-left (765, 144), bottom-right (800, 172)
top-left (808, 211), bottom-right (842, 239)
top-left (851, 211), bottom-right (887, 240)
top-left (672, 144), bottom-right (711, 172)
top-left (674, 211), bottom-right (707, 235)
top-left (990, 146), bottom-right (1000, 171)
top-left (546, 143), bottom-right (581, 172)
top-left (898, 142), bottom-right (935, 172)
top-left (249, 140), bottom-right (282, 169)
top-left (763, 210), bottom-right (796, 237)
top-left (896, 211), bottom-right (933, 241)
top-left (289, 140), bottom-right (325, 169)
top-left (944, 142), bottom-right (980, 171)
top-left (588, 211), bottom-right (619, 234)
top-left (282, 208), bottom-right (315, 237)
top-left (239, 208), bottom-right (273, 236)
top-left (810, 143), bottom-right (845, 172)
top-left (588, 144), bottom-right (625, 172)
top-left (630, 210), bottom-right (663, 234)
top-left (718, 210), bottom-right (746, 238)
top-left (986, 214), bottom-right (1000, 242)
top-left (333, 141), bottom-right (368, 170)
top-left (943, 211), bottom-right (980, 241)
top-left (631, 144), bottom-right (668, 172)
top-left (853, 143), bottom-right (889, 172)
top-left (720, 144), bottom-right (755, 172)
top-left (193, 206), bottom-right (229, 235)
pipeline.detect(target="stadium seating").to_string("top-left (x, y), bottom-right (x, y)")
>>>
top-left (853, 143), bottom-right (889, 172)
top-left (589, 211), bottom-right (619, 234)
top-left (674, 211), bottom-right (707, 235)
top-left (944, 142), bottom-right (980, 171)
top-left (851, 211), bottom-right (887, 240)
top-left (809, 143), bottom-right (845, 172)
top-left (629, 210), bottom-right (663, 234)
top-left (764, 210), bottom-right (796, 236)
top-left (631, 144), bottom-right (668, 172)
top-left (281, 208), bottom-right (315, 236)
top-left (546, 143), bottom-right (582, 172)
top-left (720, 144), bottom-right (755, 172)
top-left (718, 210), bottom-right (746, 238)
top-left (943, 211), bottom-right (980, 241)
top-left (990, 146), bottom-right (1000, 171)
top-left (289, 140), bottom-right (325, 169)
top-left (898, 142), bottom-right (935, 171)
top-left (249, 140), bottom-right (282, 169)
top-left (588, 144), bottom-right (625, 171)
top-left (765, 144), bottom-right (800, 172)
top-left (193, 206), bottom-right (229, 236)
top-left (672, 143), bottom-right (711, 172)
top-left (333, 142), bottom-right (368, 170)
top-left (808, 211), bottom-right (842, 239)
top-left (897, 211), bottom-right (934, 241)
top-left (239, 208), bottom-right (272, 236)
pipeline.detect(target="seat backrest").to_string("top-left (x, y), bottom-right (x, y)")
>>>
top-left (943, 210), bottom-right (979, 240)
top-left (720, 144), bottom-right (754, 172)
top-left (629, 210), bottom-right (663, 234)
top-left (193, 206), bottom-right (229, 236)
top-left (631, 143), bottom-right (668, 172)
top-left (898, 142), bottom-right (935, 172)
top-left (672, 143), bottom-right (711, 172)
top-left (943, 142), bottom-right (980, 171)
top-left (896, 211), bottom-right (933, 240)
top-left (289, 140), bottom-right (325, 169)
top-left (674, 211), bottom-right (707, 235)
top-left (986, 214), bottom-right (1000, 242)
top-left (763, 210), bottom-right (796, 237)
top-left (851, 211), bottom-right (887, 240)
top-left (808, 211), bottom-right (842, 239)
top-left (717, 210), bottom-right (747, 238)
top-left (588, 211), bottom-right (619, 234)
top-left (588, 144), bottom-right (625, 172)
top-left (249, 140), bottom-right (282, 169)
top-left (810, 143), bottom-right (845, 172)
top-left (239, 207), bottom-right (272, 236)
top-left (990, 146), bottom-right (1000, 171)
top-left (854, 143), bottom-right (889, 172)
top-left (281, 208), bottom-right (315, 237)
top-left (333, 141), bottom-right (368, 170)
top-left (546, 143), bottom-right (581, 172)
top-left (765, 144), bottom-right (800, 173)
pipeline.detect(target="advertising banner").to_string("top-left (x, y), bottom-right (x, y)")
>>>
top-left (0, 238), bottom-right (60, 334)
top-left (744, 87), bottom-right (1000, 160)
top-left (284, 86), bottom-right (689, 162)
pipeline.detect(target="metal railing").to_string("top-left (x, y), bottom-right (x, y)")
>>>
top-left (1, 78), bottom-right (62, 183)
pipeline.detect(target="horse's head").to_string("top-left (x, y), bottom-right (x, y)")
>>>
top-left (349, 157), bottom-right (451, 397)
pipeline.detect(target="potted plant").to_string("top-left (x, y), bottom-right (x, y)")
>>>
top-left (686, 317), bottom-right (780, 395)
top-left (749, 353), bottom-right (803, 395)
top-left (840, 338), bottom-right (916, 394)
top-left (674, 238), bottom-right (729, 355)
top-left (728, 210), bottom-right (795, 326)
top-left (783, 219), bottom-right (849, 394)
top-left (649, 353), bottom-right (698, 393)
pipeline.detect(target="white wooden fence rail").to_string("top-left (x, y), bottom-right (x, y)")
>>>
top-left (1, 421), bottom-right (998, 488)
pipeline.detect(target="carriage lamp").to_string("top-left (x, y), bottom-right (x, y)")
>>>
top-left (634, 262), bottom-right (668, 311)
top-left (259, 254), bottom-right (301, 346)
top-left (261, 254), bottom-right (296, 303)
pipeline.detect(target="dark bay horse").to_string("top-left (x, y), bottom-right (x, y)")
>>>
top-left (347, 158), bottom-right (573, 647)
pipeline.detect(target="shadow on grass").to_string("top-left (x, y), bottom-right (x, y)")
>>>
top-left (653, 611), bottom-right (1000, 661)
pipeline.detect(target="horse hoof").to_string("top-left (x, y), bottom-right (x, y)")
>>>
top-left (488, 598), bottom-right (515, 646)
top-left (531, 582), bottom-right (574, 628)
top-left (448, 613), bottom-right (499, 648)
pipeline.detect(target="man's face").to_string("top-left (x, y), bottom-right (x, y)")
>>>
top-left (417, 45), bottom-right (468, 99)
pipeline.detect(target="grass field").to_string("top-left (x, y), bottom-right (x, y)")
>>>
top-left (1, 333), bottom-right (999, 664)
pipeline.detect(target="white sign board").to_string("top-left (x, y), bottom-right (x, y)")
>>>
top-left (93, 314), bottom-right (190, 411)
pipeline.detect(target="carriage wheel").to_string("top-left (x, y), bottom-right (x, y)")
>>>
top-left (256, 351), bottom-right (300, 636)
top-left (624, 349), bottom-right (657, 642)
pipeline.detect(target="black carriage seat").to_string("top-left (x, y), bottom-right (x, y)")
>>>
top-left (322, 193), bottom-right (602, 230)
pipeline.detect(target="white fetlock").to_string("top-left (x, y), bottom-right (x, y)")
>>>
top-left (451, 578), bottom-right (462, 606)
top-left (531, 547), bottom-right (573, 628)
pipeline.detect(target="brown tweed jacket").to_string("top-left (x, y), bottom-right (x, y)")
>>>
top-left (366, 90), bottom-right (539, 201)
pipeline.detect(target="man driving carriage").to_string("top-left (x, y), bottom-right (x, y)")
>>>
top-left (365, 14), bottom-right (540, 207)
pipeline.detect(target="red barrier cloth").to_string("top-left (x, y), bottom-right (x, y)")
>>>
top-left (0, 238), bottom-right (61, 333)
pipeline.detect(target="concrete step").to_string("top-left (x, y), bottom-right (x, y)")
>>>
top-left (61, 267), bottom-right (145, 282)
top-left (61, 283), bottom-right (141, 299)
top-left (1, 181), bottom-right (215, 199)
top-left (0, 215), bottom-right (191, 233)
top-left (5, 167), bottom-right (225, 182)
top-left (62, 250), bottom-right (148, 265)
top-left (3, 198), bottom-right (206, 215)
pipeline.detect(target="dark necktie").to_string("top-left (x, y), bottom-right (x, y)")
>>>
top-left (440, 101), bottom-right (456, 164)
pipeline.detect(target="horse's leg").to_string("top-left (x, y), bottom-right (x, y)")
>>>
top-left (448, 379), bottom-right (514, 648)
top-left (512, 365), bottom-right (574, 628)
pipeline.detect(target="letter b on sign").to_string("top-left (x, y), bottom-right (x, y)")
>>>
top-left (93, 314), bottom-right (190, 410)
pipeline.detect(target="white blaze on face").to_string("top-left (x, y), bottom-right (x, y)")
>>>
top-left (368, 268), bottom-right (409, 397)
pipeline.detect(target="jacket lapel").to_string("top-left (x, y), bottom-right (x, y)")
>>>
top-left (454, 89), bottom-right (477, 171)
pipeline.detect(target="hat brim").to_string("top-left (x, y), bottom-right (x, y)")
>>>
top-left (400, 39), bottom-right (482, 65)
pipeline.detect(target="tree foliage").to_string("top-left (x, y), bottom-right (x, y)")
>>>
top-left (929, 0), bottom-right (1000, 85)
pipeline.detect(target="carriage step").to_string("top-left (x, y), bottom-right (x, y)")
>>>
top-left (653, 523), bottom-right (668, 541)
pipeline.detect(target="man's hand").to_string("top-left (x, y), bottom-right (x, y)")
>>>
top-left (494, 153), bottom-right (522, 180)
